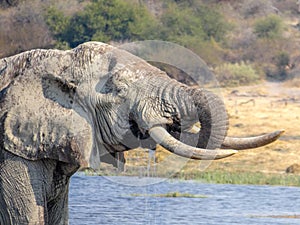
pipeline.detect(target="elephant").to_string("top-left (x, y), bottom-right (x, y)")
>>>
top-left (0, 42), bottom-right (283, 224)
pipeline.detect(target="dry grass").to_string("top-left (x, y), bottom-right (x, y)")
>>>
top-left (283, 77), bottom-right (300, 88)
top-left (180, 81), bottom-right (300, 175)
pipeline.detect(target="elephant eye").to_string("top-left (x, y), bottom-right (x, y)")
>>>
top-left (116, 85), bottom-right (128, 97)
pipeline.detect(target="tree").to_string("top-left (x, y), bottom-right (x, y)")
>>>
top-left (46, 0), bottom-right (159, 48)
top-left (45, 7), bottom-right (70, 48)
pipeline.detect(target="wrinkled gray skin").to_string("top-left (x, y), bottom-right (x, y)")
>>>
top-left (0, 42), bottom-right (283, 224)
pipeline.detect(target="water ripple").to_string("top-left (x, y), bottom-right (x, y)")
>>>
top-left (69, 174), bottom-right (300, 225)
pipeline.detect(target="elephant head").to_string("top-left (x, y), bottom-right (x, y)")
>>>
top-left (0, 42), bottom-right (283, 171)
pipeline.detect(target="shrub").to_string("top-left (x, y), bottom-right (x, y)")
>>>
top-left (160, 4), bottom-right (206, 42)
top-left (45, 6), bottom-right (70, 48)
top-left (214, 61), bottom-right (261, 87)
top-left (46, 0), bottom-right (159, 48)
top-left (266, 51), bottom-right (291, 81)
top-left (160, 2), bottom-right (231, 43)
top-left (195, 4), bottom-right (231, 42)
top-left (254, 14), bottom-right (283, 39)
top-left (45, 0), bottom-right (231, 49)
top-left (275, 52), bottom-right (290, 70)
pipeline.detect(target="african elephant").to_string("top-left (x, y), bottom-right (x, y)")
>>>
top-left (0, 42), bottom-right (283, 224)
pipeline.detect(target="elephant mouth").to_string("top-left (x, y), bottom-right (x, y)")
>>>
top-left (124, 119), bottom-right (237, 160)
top-left (125, 111), bottom-right (236, 160)
top-left (126, 111), bottom-right (284, 160)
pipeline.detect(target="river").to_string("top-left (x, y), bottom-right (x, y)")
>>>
top-left (69, 174), bottom-right (300, 225)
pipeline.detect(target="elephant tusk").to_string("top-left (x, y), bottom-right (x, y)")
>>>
top-left (221, 130), bottom-right (284, 150)
top-left (149, 126), bottom-right (238, 160)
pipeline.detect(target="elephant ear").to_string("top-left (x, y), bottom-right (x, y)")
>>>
top-left (1, 64), bottom-right (96, 168)
top-left (41, 75), bottom-right (77, 109)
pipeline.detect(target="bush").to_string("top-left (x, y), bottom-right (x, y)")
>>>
top-left (45, 0), bottom-right (231, 50)
top-left (160, 2), bottom-right (230, 43)
top-left (214, 61), bottom-right (261, 87)
top-left (160, 4), bottom-right (206, 42)
top-left (46, 0), bottom-right (159, 48)
top-left (266, 51), bottom-right (291, 81)
top-left (45, 6), bottom-right (70, 48)
top-left (254, 14), bottom-right (283, 39)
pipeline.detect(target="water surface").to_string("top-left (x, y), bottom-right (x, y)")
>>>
top-left (69, 174), bottom-right (300, 225)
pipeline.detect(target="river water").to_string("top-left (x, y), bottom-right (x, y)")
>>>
top-left (69, 174), bottom-right (300, 225)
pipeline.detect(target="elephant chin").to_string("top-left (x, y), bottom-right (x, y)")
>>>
top-left (148, 126), bottom-right (238, 160)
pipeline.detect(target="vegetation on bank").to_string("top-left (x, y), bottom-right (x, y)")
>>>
top-left (91, 167), bottom-right (300, 187)
top-left (173, 170), bottom-right (300, 187)
top-left (1, 0), bottom-right (300, 86)
top-left (214, 61), bottom-right (261, 87)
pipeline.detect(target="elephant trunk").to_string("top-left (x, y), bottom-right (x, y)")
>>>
top-left (145, 81), bottom-right (236, 160)
top-left (186, 88), bottom-right (228, 150)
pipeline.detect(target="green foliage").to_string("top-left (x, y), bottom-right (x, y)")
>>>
top-left (46, 0), bottom-right (159, 48)
top-left (82, 0), bottom-right (138, 42)
top-left (127, 5), bottom-right (161, 41)
top-left (45, 7), bottom-right (71, 48)
top-left (45, 0), bottom-right (231, 51)
top-left (267, 51), bottom-right (291, 81)
top-left (275, 51), bottom-right (290, 69)
top-left (214, 61), bottom-right (261, 87)
top-left (186, 170), bottom-right (300, 187)
top-left (254, 14), bottom-right (283, 39)
top-left (160, 2), bottom-right (230, 44)
top-left (195, 4), bottom-right (231, 42)
top-left (160, 4), bottom-right (206, 42)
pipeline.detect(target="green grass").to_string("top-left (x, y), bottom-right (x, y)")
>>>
top-left (131, 192), bottom-right (207, 198)
top-left (174, 170), bottom-right (300, 186)
top-left (84, 165), bottom-right (300, 187)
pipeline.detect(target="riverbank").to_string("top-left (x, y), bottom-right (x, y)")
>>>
top-left (93, 166), bottom-right (300, 187)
